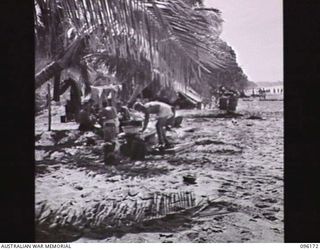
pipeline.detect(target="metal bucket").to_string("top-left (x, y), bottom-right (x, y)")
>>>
top-left (60, 115), bottom-right (66, 123)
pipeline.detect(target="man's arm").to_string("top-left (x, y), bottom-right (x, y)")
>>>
top-left (142, 111), bottom-right (149, 132)
top-left (171, 106), bottom-right (176, 117)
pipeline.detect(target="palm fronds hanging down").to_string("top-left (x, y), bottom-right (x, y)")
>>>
top-left (146, 1), bottom-right (227, 71)
top-left (34, 0), bottom-right (232, 92)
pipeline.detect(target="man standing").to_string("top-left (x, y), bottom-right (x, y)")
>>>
top-left (99, 102), bottom-right (120, 141)
top-left (133, 101), bottom-right (174, 148)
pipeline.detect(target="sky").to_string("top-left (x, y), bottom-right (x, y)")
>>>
top-left (204, 0), bottom-right (283, 82)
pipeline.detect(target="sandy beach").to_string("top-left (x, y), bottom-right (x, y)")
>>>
top-left (35, 98), bottom-right (283, 243)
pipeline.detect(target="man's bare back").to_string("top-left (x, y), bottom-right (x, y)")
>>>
top-left (143, 101), bottom-right (173, 118)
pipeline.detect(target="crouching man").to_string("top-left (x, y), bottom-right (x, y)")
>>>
top-left (78, 101), bottom-right (96, 131)
top-left (133, 101), bottom-right (174, 149)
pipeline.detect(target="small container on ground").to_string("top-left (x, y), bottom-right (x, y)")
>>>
top-left (183, 175), bottom-right (197, 185)
top-left (60, 115), bottom-right (67, 123)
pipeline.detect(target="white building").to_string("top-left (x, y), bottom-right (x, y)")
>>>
top-left (245, 85), bottom-right (283, 96)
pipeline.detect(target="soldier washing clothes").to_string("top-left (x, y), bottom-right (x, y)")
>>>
top-left (133, 101), bottom-right (174, 149)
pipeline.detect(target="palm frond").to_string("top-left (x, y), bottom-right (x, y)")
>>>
top-left (34, 0), bottom-right (248, 98)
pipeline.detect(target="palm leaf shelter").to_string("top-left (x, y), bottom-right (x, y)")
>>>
top-left (34, 0), bottom-right (248, 108)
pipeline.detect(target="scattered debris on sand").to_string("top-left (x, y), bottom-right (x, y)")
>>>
top-left (35, 99), bottom-right (283, 242)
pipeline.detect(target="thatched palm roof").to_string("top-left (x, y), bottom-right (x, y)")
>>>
top-left (34, 0), bottom-right (233, 92)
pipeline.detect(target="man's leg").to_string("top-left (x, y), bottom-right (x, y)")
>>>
top-left (156, 119), bottom-right (164, 145)
top-left (165, 115), bottom-right (175, 130)
top-left (158, 118), bottom-right (171, 147)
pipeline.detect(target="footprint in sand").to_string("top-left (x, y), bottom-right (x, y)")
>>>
top-left (260, 198), bottom-right (277, 204)
top-left (196, 237), bottom-right (208, 243)
top-left (241, 192), bottom-right (250, 197)
top-left (263, 212), bottom-right (278, 221)
top-left (241, 238), bottom-right (250, 242)
top-left (270, 207), bottom-right (280, 212)
top-left (240, 229), bottom-right (252, 236)
top-left (186, 232), bottom-right (199, 241)
top-left (211, 228), bottom-right (223, 233)
top-left (255, 203), bottom-right (270, 208)
top-left (221, 182), bottom-right (231, 187)
top-left (213, 216), bottom-right (224, 221)
top-left (218, 189), bottom-right (228, 194)
top-left (272, 227), bottom-right (281, 234)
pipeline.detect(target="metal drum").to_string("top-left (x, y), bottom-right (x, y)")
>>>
top-left (228, 96), bottom-right (238, 112)
top-left (219, 97), bottom-right (228, 110)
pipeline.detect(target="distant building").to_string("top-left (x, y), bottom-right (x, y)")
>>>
top-left (245, 85), bottom-right (283, 96)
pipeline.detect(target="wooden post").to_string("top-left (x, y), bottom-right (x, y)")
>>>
top-left (53, 72), bottom-right (61, 101)
top-left (47, 83), bottom-right (52, 131)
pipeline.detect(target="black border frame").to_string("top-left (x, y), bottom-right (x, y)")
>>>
top-left (1, 0), bottom-right (320, 243)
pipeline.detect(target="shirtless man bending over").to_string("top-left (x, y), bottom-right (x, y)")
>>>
top-left (133, 101), bottom-right (174, 148)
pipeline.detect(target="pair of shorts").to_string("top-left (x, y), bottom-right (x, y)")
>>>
top-left (157, 108), bottom-right (173, 119)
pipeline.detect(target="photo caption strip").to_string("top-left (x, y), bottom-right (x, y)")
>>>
top-left (1, 243), bottom-right (318, 250)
